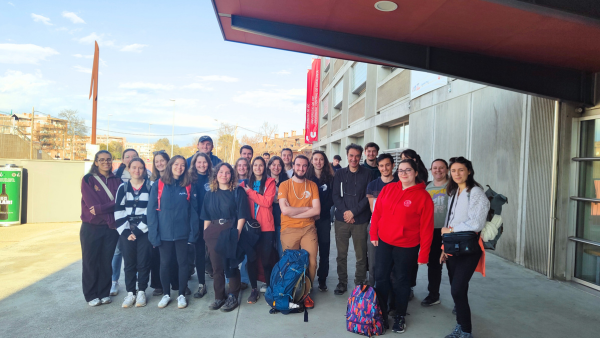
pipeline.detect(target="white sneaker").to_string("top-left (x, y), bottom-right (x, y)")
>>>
top-left (122, 292), bottom-right (136, 308)
top-left (177, 295), bottom-right (187, 309)
top-left (88, 298), bottom-right (101, 307)
top-left (135, 291), bottom-right (146, 307)
top-left (100, 297), bottom-right (112, 304)
top-left (260, 284), bottom-right (267, 293)
top-left (158, 295), bottom-right (171, 308)
top-left (110, 281), bottom-right (119, 296)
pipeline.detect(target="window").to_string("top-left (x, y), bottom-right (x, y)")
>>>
top-left (322, 96), bottom-right (329, 119)
top-left (388, 122), bottom-right (409, 149)
top-left (333, 80), bottom-right (343, 109)
top-left (352, 63), bottom-right (367, 94)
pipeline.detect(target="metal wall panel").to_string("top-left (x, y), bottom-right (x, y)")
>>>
top-left (408, 106), bottom-right (434, 165)
top-left (523, 97), bottom-right (555, 274)
top-left (433, 94), bottom-right (470, 161)
top-left (471, 87), bottom-right (525, 262)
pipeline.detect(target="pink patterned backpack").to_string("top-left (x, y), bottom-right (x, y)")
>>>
top-left (346, 285), bottom-right (385, 336)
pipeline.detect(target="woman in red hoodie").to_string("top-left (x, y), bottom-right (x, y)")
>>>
top-left (370, 159), bottom-right (434, 333)
top-left (241, 156), bottom-right (277, 304)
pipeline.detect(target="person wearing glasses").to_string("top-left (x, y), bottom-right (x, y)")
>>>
top-left (370, 159), bottom-right (434, 333)
top-left (332, 143), bottom-right (373, 295)
top-left (440, 157), bottom-right (489, 338)
top-left (80, 150), bottom-right (122, 306)
top-left (187, 135), bottom-right (222, 168)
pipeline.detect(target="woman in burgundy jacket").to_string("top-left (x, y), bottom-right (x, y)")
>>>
top-left (80, 150), bottom-right (122, 306)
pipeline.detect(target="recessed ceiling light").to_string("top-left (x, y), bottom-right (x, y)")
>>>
top-left (375, 1), bottom-right (398, 12)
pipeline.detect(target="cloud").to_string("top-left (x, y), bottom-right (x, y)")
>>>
top-left (0, 44), bottom-right (59, 64)
top-left (273, 70), bottom-right (291, 75)
top-left (73, 54), bottom-right (93, 59)
top-left (62, 11), bottom-right (85, 24)
top-left (0, 70), bottom-right (55, 109)
top-left (182, 83), bottom-right (213, 91)
top-left (56, 27), bottom-right (68, 31)
top-left (77, 32), bottom-right (114, 47)
top-left (8, 2), bottom-right (15, 6)
top-left (119, 82), bottom-right (175, 90)
top-left (262, 84), bottom-right (277, 87)
top-left (31, 13), bottom-right (52, 25)
top-left (73, 65), bottom-right (92, 73)
top-left (120, 44), bottom-right (147, 52)
top-left (233, 88), bottom-right (305, 108)
top-left (196, 75), bottom-right (239, 83)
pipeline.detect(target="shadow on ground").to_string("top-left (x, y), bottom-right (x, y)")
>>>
top-left (1, 226), bottom-right (600, 338)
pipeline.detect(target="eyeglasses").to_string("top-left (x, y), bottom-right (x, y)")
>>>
top-left (153, 150), bottom-right (166, 156)
top-left (397, 168), bottom-right (413, 175)
top-left (97, 158), bottom-right (112, 163)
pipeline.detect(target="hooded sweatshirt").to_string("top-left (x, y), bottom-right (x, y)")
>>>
top-left (370, 182), bottom-right (434, 264)
top-left (80, 172), bottom-right (122, 228)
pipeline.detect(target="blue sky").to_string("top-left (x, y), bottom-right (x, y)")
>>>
top-left (0, 0), bottom-right (313, 145)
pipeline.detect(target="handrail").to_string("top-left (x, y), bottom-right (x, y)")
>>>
top-left (571, 157), bottom-right (600, 161)
top-left (568, 236), bottom-right (600, 248)
top-left (570, 196), bottom-right (600, 203)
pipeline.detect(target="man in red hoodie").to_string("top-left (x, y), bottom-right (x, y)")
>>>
top-left (370, 159), bottom-right (434, 333)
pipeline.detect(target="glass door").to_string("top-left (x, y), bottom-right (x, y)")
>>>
top-left (571, 118), bottom-right (600, 289)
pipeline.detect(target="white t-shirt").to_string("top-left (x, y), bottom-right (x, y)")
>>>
top-left (286, 168), bottom-right (294, 179)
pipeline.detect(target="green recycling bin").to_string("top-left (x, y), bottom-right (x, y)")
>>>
top-left (0, 164), bottom-right (22, 226)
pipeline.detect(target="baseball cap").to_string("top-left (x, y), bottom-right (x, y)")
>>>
top-left (198, 135), bottom-right (213, 144)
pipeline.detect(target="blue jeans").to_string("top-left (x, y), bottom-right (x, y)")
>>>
top-left (111, 242), bottom-right (123, 282)
top-left (226, 256), bottom-right (249, 285)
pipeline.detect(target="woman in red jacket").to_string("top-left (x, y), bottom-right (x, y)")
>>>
top-left (242, 156), bottom-right (276, 304)
top-left (370, 159), bottom-right (434, 333)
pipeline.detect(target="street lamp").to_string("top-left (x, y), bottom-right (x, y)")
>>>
top-left (170, 99), bottom-right (175, 156)
top-left (147, 123), bottom-right (152, 160)
top-left (107, 114), bottom-right (113, 152)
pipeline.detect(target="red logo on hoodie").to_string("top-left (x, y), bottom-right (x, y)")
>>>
top-left (404, 200), bottom-right (412, 207)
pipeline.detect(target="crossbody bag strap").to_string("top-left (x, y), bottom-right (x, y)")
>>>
top-left (93, 174), bottom-right (114, 201)
top-left (445, 194), bottom-right (456, 228)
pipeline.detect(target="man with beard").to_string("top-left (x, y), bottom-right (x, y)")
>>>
top-left (278, 155), bottom-right (321, 309)
top-left (332, 143), bottom-right (373, 295)
top-left (362, 142), bottom-right (381, 179)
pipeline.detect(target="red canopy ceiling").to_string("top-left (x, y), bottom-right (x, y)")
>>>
top-left (213, 0), bottom-right (600, 73)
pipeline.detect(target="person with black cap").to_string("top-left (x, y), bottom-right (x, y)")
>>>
top-left (187, 136), bottom-right (222, 167)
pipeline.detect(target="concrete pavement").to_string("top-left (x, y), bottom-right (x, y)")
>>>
top-left (1, 222), bottom-right (600, 337)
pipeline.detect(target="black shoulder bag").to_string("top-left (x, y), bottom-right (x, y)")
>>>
top-left (442, 193), bottom-right (480, 256)
top-left (234, 187), bottom-right (261, 232)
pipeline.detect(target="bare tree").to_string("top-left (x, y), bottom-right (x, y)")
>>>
top-left (59, 109), bottom-right (88, 159)
top-left (258, 122), bottom-right (278, 140)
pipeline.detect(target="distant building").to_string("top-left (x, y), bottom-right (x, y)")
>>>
top-left (261, 130), bottom-right (312, 158)
top-left (124, 142), bottom-right (155, 161)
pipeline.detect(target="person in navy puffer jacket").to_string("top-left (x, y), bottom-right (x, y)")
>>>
top-left (147, 155), bottom-right (199, 310)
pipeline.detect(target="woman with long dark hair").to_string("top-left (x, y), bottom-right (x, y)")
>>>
top-left (267, 156), bottom-right (288, 258)
top-left (147, 155), bottom-right (199, 310)
top-left (150, 150), bottom-right (170, 183)
top-left (187, 152), bottom-right (212, 299)
top-left (113, 158), bottom-right (152, 308)
top-left (242, 156), bottom-right (276, 303)
top-left (393, 149), bottom-right (429, 184)
top-left (370, 159), bottom-right (434, 333)
top-left (80, 150), bottom-right (122, 306)
top-left (148, 150), bottom-right (175, 296)
top-left (201, 163), bottom-right (251, 312)
top-left (306, 150), bottom-right (335, 292)
top-left (440, 157), bottom-right (489, 338)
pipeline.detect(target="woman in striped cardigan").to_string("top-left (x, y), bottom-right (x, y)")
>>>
top-left (114, 158), bottom-right (152, 308)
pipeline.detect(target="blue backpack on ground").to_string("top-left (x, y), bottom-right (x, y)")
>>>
top-left (265, 249), bottom-right (310, 319)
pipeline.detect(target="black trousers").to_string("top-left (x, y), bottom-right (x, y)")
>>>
top-left (315, 216), bottom-right (331, 283)
top-left (158, 240), bottom-right (189, 297)
top-left (120, 231), bottom-right (152, 293)
top-left (193, 224), bottom-right (206, 285)
top-left (80, 222), bottom-right (119, 302)
top-left (426, 228), bottom-right (444, 298)
top-left (248, 231), bottom-right (275, 289)
top-left (447, 246), bottom-right (482, 334)
top-left (150, 245), bottom-right (179, 289)
top-left (375, 239), bottom-right (420, 319)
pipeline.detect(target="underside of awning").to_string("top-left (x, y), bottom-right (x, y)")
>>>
top-left (211, 0), bottom-right (600, 106)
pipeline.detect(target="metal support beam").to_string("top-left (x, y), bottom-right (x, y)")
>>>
top-left (231, 15), bottom-right (596, 106)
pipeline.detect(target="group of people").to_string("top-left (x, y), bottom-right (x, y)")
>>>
top-left (80, 135), bottom-right (489, 338)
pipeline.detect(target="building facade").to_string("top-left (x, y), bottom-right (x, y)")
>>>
top-left (313, 57), bottom-right (600, 291)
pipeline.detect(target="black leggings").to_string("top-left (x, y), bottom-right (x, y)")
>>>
top-left (375, 239), bottom-right (419, 319)
top-left (120, 231), bottom-right (152, 293)
top-left (248, 231), bottom-right (275, 289)
top-left (158, 239), bottom-right (189, 297)
top-left (193, 224), bottom-right (206, 284)
top-left (447, 245), bottom-right (482, 333)
top-left (315, 217), bottom-right (331, 283)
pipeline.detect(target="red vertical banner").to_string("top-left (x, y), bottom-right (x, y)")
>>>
top-left (305, 58), bottom-right (320, 144)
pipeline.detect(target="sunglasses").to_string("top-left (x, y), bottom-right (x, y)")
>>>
top-left (153, 150), bottom-right (166, 156)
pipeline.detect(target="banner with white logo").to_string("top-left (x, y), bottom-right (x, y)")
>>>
top-left (305, 58), bottom-right (320, 144)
